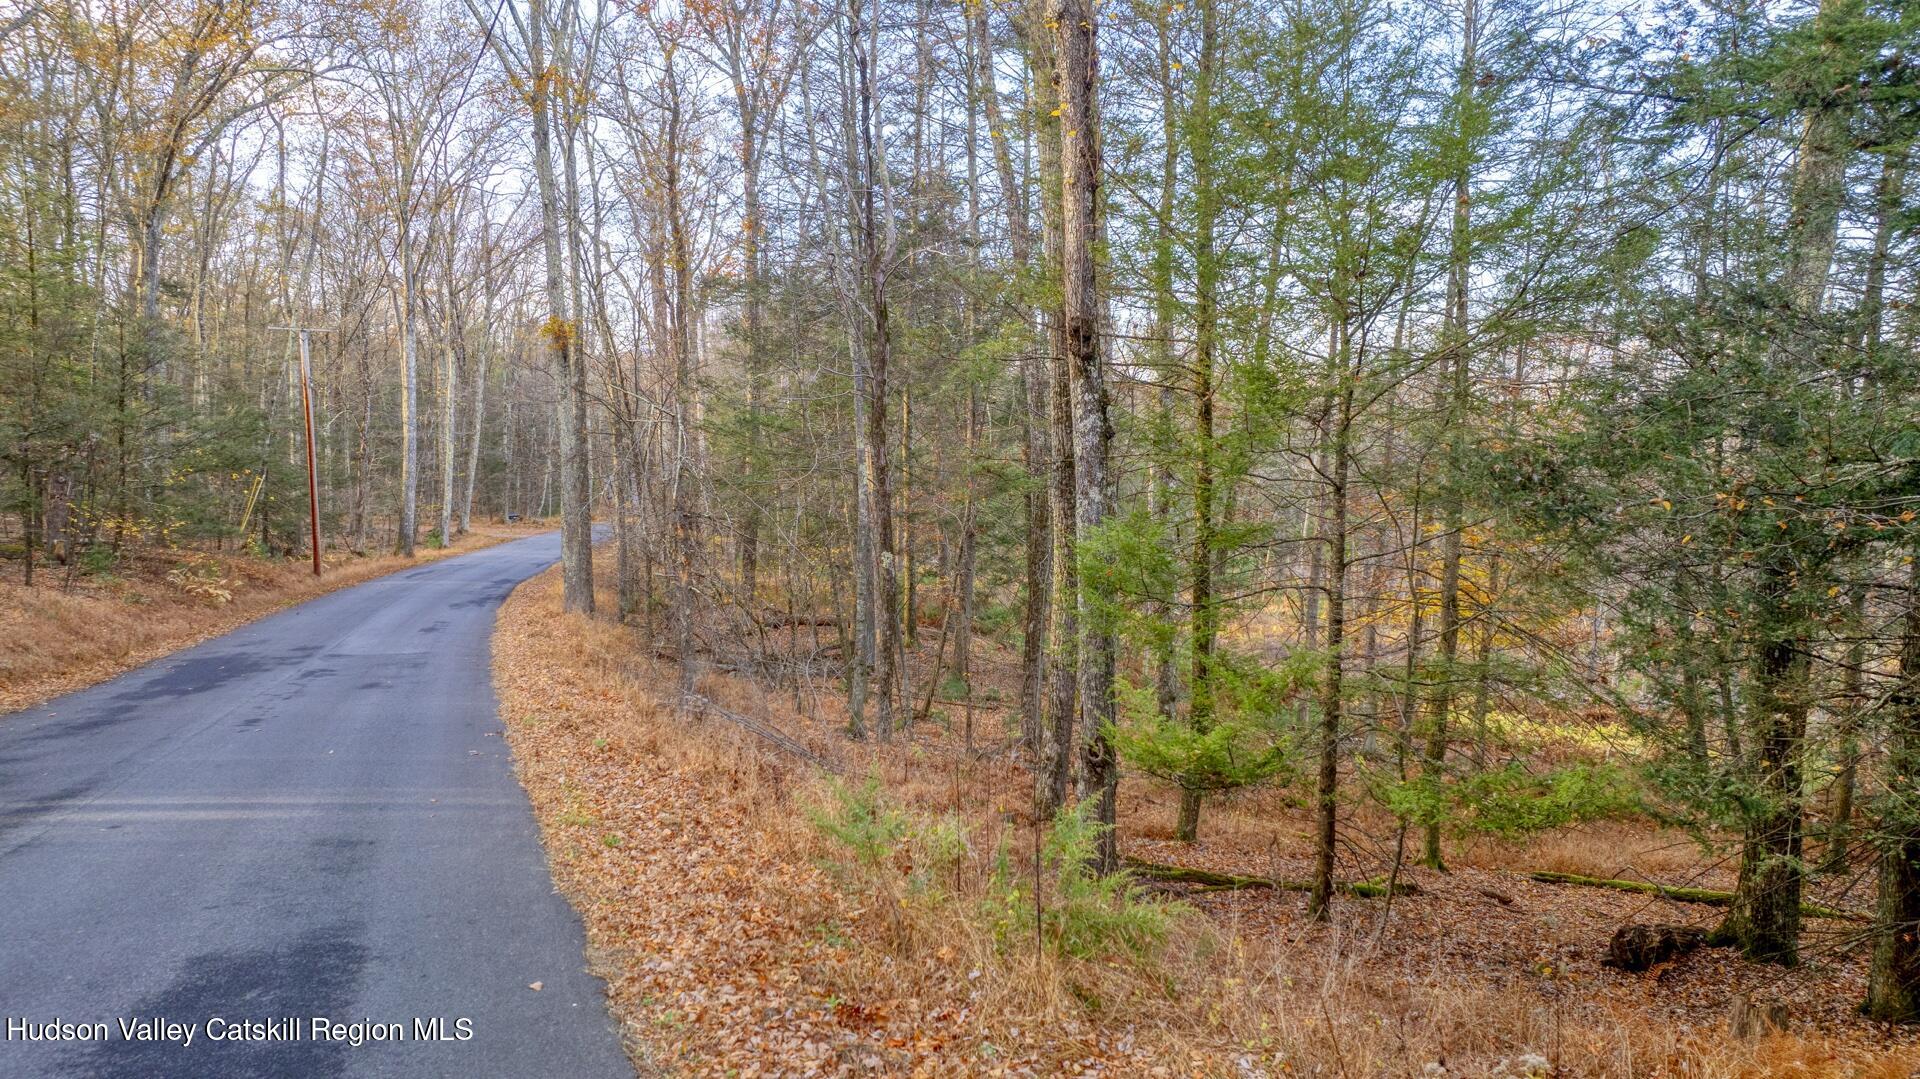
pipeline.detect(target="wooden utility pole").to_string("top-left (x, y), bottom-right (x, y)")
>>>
top-left (271, 326), bottom-right (331, 576)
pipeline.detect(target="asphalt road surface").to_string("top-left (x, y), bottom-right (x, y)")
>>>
top-left (0, 533), bottom-right (630, 1078)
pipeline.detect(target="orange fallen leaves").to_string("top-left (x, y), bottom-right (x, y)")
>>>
top-left (495, 560), bottom-right (1920, 1078)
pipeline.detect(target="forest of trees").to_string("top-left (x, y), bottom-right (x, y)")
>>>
top-left (2, 0), bottom-right (1918, 1020)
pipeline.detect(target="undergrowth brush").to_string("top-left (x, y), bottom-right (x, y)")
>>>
top-left (498, 562), bottom-right (1920, 1077)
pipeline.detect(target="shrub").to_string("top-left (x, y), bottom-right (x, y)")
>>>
top-left (808, 774), bottom-right (909, 868)
top-left (985, 800), bottom-right (1177, 960)
top-left (1379, 761), bottom-right (1644, 840)
top-left (78, 544), bottom-right (118, 578)
top-left (810, 774), bottom-right (974, 896)
top-left (973, 600), bottom-right (1019, 638)
top-left (166, 557), bottom-right (234, 604)
top-left (1109, 655), bottom-right (1302, 817)
top-left (1111, 705), bottom-right (1290, 798)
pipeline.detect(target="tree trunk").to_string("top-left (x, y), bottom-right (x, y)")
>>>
top-left (851, 0), bottom-right (900, 739)
top-left (461, 329), bottom-right (486, 534)
top-left (1709, 592), bottom-right (1812, 965)
top-left (663, 51), bottom-right (701, 702)
top-left (1029, 9), bottom-right (1075, 816)
top-left (738, 102), bottom-right (765, 602)
top-left (1866, 552), bottom-right (1920, 1019)
top-left (1178, 0), bottom-right (1221, 844)
top-left (438, 271), bottom-right (459, 547)
top-left (526, 0), bottom-right (593, 614)
top-left (954, 386), bottom-right (981, 692)
top-left (971, 0), bottom-right (1049, 761)
top-left (1425, 0), bottom-right (1479, 870)
top-left (1148, 0), bottom-right (1181, 729)
top-left (954, 22), bottom-right (986, 701)
top-left (901, 387), bottom-right (916, 652)
top-left (1712, 0), bottom-right (1849, 965)
top-left (395, 264), bottom-right (420, 557)
top-left (1828, 149), bottom-right (1905, 872)
top-left (351, 336), bottom-right (374, 554)
top-left (1308, 359), bottom-right (1352, 921)
top-left (1055, 0), bottom-right (1117, 872)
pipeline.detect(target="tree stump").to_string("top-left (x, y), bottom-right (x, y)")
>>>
top-left (1728, 993), bottom-right (1789, 1040)
top-left (1599, 923), bottom-right (1706, 972)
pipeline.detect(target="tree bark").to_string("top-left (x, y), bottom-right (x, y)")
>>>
top-left (1709, 569), bottom-right (1813, 964)
top-left (1055, 0), bottom-right (1117, 872)
top-left (1026, 8), bottom-right (1075, 816)
top-left (526, 0), bottom-right (593, 613)
top-left (438, 257), bottom-right (460, 547)
top-left (1308, 352), bottom-right (1352, 921)
top-left (1424, 0), bottom-right (1479, 870)
top-left (662, 47), bottom-right (701, 702)
top-left (1867, 552), bottom-right (1920, 1019)
top-left (1711, 0), bottom-right (1850, 965)
top-left (850, 0), bottom-right (900, 739)
top-left (394, 262), bottom-right (421, 557)
top-left (461, 320), bottom-right (487, 534)
top-left (1178, 0), bottom-right (1221, 844)
top-left (974, 2), bottom-right (1051, 762)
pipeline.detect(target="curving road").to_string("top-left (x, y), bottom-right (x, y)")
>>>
top-left (0, 533), bottom-right (630, 1078)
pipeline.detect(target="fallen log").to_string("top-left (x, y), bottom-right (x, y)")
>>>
top-left (1600, 923), bottom-right (1706, 971)
top-left (1123, 857), bottom-right (1418, 898)
top-left (681, 693), bottom-right (842, 774)
top-left (1525, 871), bottom-right (1863, 921)
top-left (758, 612), bottom-right (840, 629)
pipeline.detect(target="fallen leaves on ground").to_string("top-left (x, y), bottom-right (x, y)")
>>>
top-left (495, 561), bottom-right (1920, 1077)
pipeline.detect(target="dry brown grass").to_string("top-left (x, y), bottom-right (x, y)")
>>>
top-left (495, 557), bottom-right (1920, 1078)
top-left (1470, 823), bottom-right (1722, 883)
top-left (0, 522), bottom-right (548, 713)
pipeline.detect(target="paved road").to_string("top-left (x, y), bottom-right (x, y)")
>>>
top-left (0, 533), bottom-right (630, 1078)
